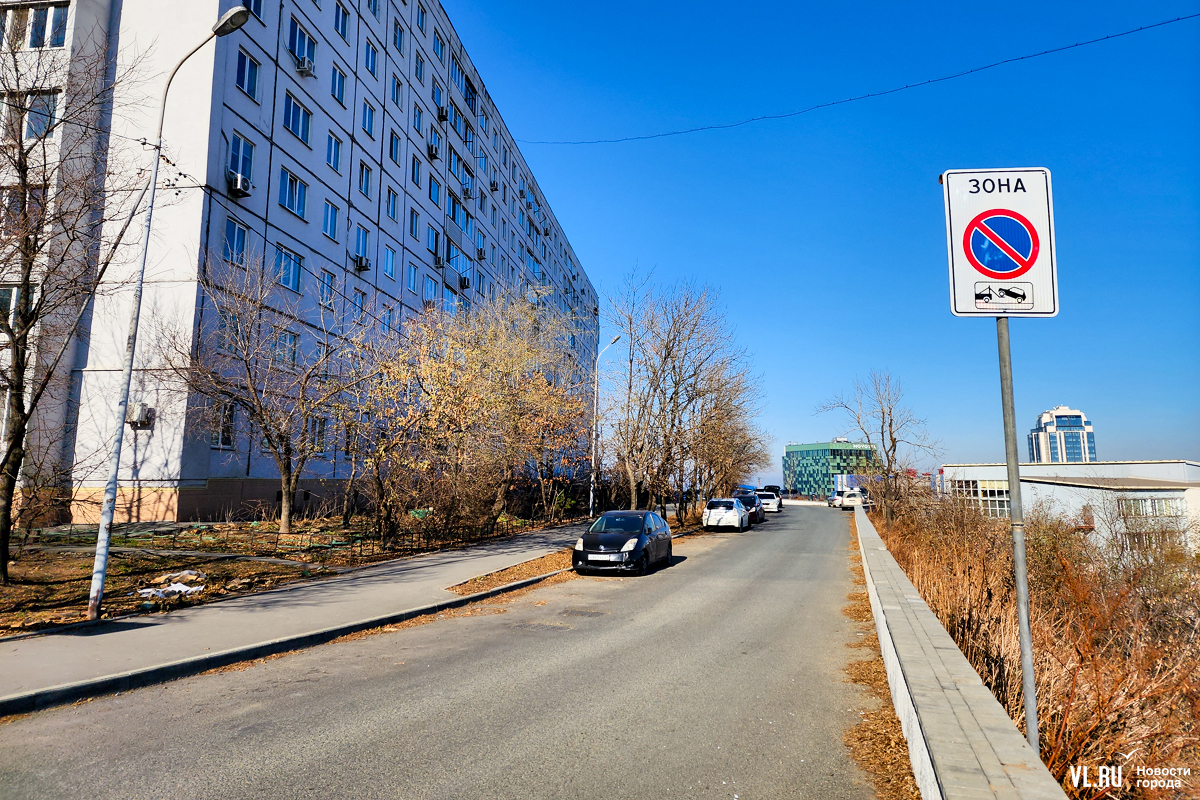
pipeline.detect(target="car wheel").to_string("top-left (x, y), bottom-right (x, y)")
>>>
top-left (635, 553), bottom-right (649, 576)
top-left (662, 542), bottom-right (672, 567)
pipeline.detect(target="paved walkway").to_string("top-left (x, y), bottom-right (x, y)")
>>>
top-left (0, 523), bottom-right (585, 704)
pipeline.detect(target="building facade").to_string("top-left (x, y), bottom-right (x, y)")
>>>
top-left (38, 0), bottom-right (597, 521)
top-left (782, 440), bottom-right (878, 498)
top-left (936, 461), bottom-right (1200, 552)
top-left (1028, 405), bottom-right (1096, 464)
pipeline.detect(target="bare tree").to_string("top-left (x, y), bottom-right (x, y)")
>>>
top-left (817, 370), bottom-right (939, 527)
top-left (157, 252), bottom-right (377, 534)
top-left (0, 27), bottom-right (145, 581)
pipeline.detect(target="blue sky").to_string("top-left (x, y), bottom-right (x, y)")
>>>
top-left (442, 0), bottom-right (1200, 483)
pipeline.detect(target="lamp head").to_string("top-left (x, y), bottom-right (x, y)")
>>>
top-left (213, 6), bottom-right (251, 36)
top-left (609, 334), bottom-right (621, 345)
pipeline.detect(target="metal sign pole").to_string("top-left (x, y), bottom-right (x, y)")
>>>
top-left (996, 315), bottom-right (1039, 752)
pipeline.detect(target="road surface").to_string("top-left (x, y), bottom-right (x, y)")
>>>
top-left (0, 506), bottom-right (876, 799)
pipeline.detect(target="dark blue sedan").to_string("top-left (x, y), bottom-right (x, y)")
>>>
top-left (573, 510), bottom-right (673, 575)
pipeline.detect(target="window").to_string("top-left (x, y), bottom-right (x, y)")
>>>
top-left (358, 162), bottom-right (372, 197)
top-left (416, 3), bottom-right (426, 32)
top-left (381, 305), bottom-right (393, 334)
top-left (407, 261), bottom-right (418, 292)
top-left (383, 245), bottom-right (395, 278)
top-left (288, 18), bottom-right (316, 63)
top-left (326, 133), bottom-right (342, 171)
top-left (423, 276), bottom-right (436, 304)
top-left (331, 65), bottom-right (346, 105)
top-left (322, 200), bottom-right (339, 240)
top-left (409, 209), bottom-right (420, 239)
top-left (432, 81), bottom-right (442, 109)
top-left (389, 130), bottom-right (401, 163)
top-left (274, 245), bottom-right (303, 291)
top-left (333, 2), bottom-right (349, 39)
top-left (408, 155), bottom-right (422, 187)
top-left (229, 134), bottom-right (254, 180)
top-left (235, 49), bottom-right (259, 100)
top-left (223, 218), bottom-right (248, 264)
top-left (412, 103), bottom-right (423, 133)
top-left (428, 176), bottom-right (440, 206)
top-left (364, 41), bottom-right (378, 76)
top-left (282, 93), bottom-right (311, 143)
top-left (308, 416), bottom-right (328, 453)
top-left (392, 20), bottom-right (404, 53)
top-left (354, 224), bottom-right (369, 257)
top-left (386, 187), bottom-right (397, 219)
top-left (212, 403), bottom-right (236, 449)
top-left (218, 310), bottom-right (245, 354)
top-left (366, 0), bottom-right (379, 18)
top-left (243, 0), bottom-right (263, 18)
top-left (18, 5), bottom-right (68, 49)
top-left (432, 30), bottom-right (444, 62)
top-left (352, 288), bottom-right (366, 319)
top-left (426, 225), bottom-right (439, 254)
top-left (278, 167), bottom-right (307, 218)
top-left (361, 100), bottom-right (375, 136)
top-left (23, 92), bottom-right (57, 139)
top-left (442, 284), bottom-right (457, 313)
top-left (319, 270), bottom-right (336, 306)
top-left (391, 75), bottom-right (402, 106)
top-left (414, 53), bottom-right (424, 83)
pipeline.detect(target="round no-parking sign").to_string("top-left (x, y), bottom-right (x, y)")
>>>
top-left (942, 168), bottom-right (1058, 317)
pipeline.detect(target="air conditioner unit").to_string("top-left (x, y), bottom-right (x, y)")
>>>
top-left (437, 106), bottom-right (448, 122)
top-left (460, 185), bottom-right (473, 199)
top-left (525, 200), bottom-right (533, 209)
top-left (353, 255), bottom-right (371, 272)
top-left (543, 225), bottom-right (551, 235)
top-left (226, 171), bottom-right (251, 198)
top-left (458, 275), bottom-right (470, 290)
top-left (427, 144), bottom-right (440, 160)
top-left (489, 180), bottom-right (498, 192)
top-left (295, 56), bottom-right (316, 77)
top-left (475, 247), bottom-right (486, 260)
top-left (126, 402), bottom-right (155, 429)
top-left (433, 254), bottom-right (445, 267)
top-left (518, 188), bottom-right (526, 199)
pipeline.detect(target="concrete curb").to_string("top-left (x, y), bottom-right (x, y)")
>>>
top-left (0, 568), bottom-right (570, 718)
top-left (854, 508), bottom-right (1066, 800)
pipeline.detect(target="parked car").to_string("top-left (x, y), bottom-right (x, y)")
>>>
top-left (755, 490), bottom-right (782, 513)
top-left (573, 510), bottom-right (672, 575)
top-left (763, 484), bottom-right (783, 498)
top-left (829, 489), bottom-right (856, 508)
top-left (838, 490), bottom-right (865, 510)
top-left (702, 498), bottom-right (750, 532)
top-left (734, 492), bottom-right (766, 524)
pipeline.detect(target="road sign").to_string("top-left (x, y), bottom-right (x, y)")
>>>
top-left (942, 168), bottom-right (1057, 317)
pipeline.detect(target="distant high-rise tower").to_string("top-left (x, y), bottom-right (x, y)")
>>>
top-left (1028, 406), bottom-right (1096, 463)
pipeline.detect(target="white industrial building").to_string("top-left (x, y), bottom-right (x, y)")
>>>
top-left (937, 461), bottom-right (1200, 551)
top-left (17, 0), bottom-right (599, 522)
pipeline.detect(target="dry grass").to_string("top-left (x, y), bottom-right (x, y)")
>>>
top-left (844, 514), bottom-right (921, 800)
top-left (873, 500), bottom-right (1200, 798)
top-left (0, 550), bottom-right (330, 633)
top-left (447, 548), bottom-right (575, 595)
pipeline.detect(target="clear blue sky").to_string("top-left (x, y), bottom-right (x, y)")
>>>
top-left (442, 0), bottom-right (1200, 483)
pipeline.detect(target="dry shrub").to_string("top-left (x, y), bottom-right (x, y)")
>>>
top-left (874, 499), bottom-right (1200, 798)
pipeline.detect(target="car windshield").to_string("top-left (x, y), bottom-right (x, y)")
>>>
top-left (707, 500), bottom-right (734, 509)
top-left (589, 514), bottom-right (644, 532)
top-left (755, 492), bottom-right (775, 499)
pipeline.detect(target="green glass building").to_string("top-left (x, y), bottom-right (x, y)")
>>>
top-left (783, 441), bottom-right (879, 497)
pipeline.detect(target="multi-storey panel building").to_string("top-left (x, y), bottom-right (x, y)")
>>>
top-left (54, 0), bottom-right (597, 521)
top-left (1028, 405), bottom-right (1096, 464)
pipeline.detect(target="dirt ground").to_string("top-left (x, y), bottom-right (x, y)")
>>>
top-left (843, 514), bottom-right (921, 800)
top-left (0, 549), bottom-right (332, 634)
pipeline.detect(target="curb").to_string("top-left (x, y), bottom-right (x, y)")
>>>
top-left (0, 567), bottom-right (570, 719)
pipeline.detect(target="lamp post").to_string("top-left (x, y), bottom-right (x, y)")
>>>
top-left (86, 7), bottom-right (251, 620)
top-left (588, 334), bottom-right (621, 518)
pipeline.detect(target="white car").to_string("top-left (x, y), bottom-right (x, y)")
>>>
top-left (702, 498), bottom-right (750, 531)
top-left (838, 490), bottom-right (865, 509)
top-left (755, 490), bottom-right (782, 512)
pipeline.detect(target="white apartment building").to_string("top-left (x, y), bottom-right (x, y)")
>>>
top-left (41, 0), bottom-right (598, 522)
top-left (1028, 405), bottom-right (1096, 464)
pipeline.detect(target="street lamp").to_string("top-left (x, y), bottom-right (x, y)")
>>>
top-left (86, 6), bottom-right (251, 620)
top-left (588, 333), bottom-right (621, 518)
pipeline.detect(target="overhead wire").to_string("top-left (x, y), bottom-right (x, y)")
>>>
top-left (517, 12), bottom-right (1200, 146)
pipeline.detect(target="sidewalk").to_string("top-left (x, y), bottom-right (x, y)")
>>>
top-left (0, 522), bottom-right (586, 714)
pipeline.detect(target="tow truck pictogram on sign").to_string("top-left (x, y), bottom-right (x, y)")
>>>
top-left (963, 209), bottom-right (1040, 280)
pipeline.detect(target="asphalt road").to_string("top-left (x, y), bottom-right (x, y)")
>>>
top-left (0, 506), bottom-right (876, 800)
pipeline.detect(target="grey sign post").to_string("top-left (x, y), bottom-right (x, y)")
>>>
top-left (942, 167), bottom-right (1058, 752)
